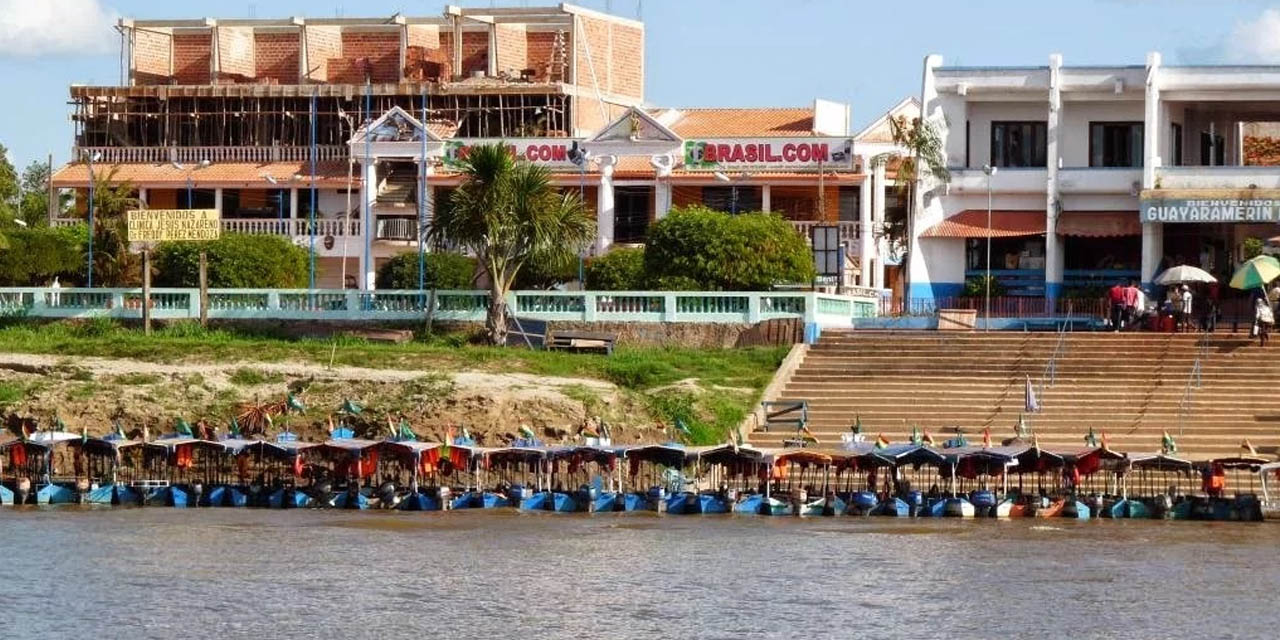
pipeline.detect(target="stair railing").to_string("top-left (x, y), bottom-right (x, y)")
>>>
top-left (1036, 303), bottom-right (1073, 403)
top-left (1177, 330), bottom-right (1211, 436)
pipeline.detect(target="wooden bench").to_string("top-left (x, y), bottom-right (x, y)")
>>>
top-left (547, 330), bottom-right (617, 355)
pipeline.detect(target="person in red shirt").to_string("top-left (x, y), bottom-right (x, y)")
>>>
top-left (1108, 282), bottom-right (1126, 331)
top-left (1122, 280), bottom-right (1140, 329)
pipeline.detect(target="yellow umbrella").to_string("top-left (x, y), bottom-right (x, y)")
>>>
top-left (1229, 255), bottom-right (1280, 291)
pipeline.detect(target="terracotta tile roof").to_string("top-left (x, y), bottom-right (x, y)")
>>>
top-left (922, 210), bottom-right (1046, 239)
top-left (52, 161), bottom-right (356, 188)
top-left (664, 108), bottom-right (817, 138)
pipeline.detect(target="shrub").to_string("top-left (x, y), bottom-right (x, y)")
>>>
top-left (585, 247), bottom-right (646, 290)
top-left (1244, 237), bottom-right (1264, 260)
top-left (376, 252), bottom-right (476, 290)
top-left (644, 206), bottom-right (815, 290)
top-left (0, 224), bottom-right (87, 285)
top-left (963, 275), bottom-right (1007, 298)
top-left (513, 254), bottom-right (580, 290)
top-left (152, 233), bottom-right (308, 288)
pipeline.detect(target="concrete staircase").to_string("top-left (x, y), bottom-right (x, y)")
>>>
top-left (749, 330), bottom-right (1280, 460)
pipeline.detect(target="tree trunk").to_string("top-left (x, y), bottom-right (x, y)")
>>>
top-left (486, 282), bottom-right (508, 345)
top-left (900, 181), bottom-right (914, 313)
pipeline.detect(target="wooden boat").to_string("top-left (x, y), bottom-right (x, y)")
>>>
top-left (873, 496), bottom-right (910, 517)
top-left (993, 499), bottom-right (1031, 518)
top-left (1034, 498), bottom-right (1066, 518)
top-left (943, 497), bottom-right (976, 517)
top-left (698, 492), bottom-right (732, 514)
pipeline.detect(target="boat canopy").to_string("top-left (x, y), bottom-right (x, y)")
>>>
top-left (73, 436), bottom-right (144, 456)
top-left (484, 446), bottom-right (549, 465)
top-left (1128, 453), bottom-right (1194, 473)
top-left (241, 439), bottom-right (318, 459)
top-left (1056, 446), bottom-right (1125, 475)
top-left (773, 449), bottom-right (838, 467)
top-left (871, 444), bottom-right (947, 468)
top-left (1200, 456), bottom-right (1270, 471)
top-left (571, 444), bottom-right (621, 466)
top-left (686, 443), bottom-right (765, 467)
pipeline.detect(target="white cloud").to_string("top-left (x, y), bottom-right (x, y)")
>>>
top-left (0, 0), bottom-right (118, 57)
top-left (1221, 8), bottom-right (1280, 63)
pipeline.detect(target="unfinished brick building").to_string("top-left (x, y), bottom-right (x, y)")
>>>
top-left (53, 4), bottom-right (903, 291)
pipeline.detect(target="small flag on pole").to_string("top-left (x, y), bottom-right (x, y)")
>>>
top-left (1161, 431), bottom-right (1177, 455)
top-left (910, 426), bottom-right (922, 446)
top-left (1085, 427), bottom-right (1099, 447)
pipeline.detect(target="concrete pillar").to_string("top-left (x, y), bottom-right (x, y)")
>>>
top-left (361, 159), bottom-right (378, 290)
top-left (1045, 53), bottom-right (1064, 303)
top-left (761, 184), bottom-right (772, 212)
top-left (421, 163), bottom-right (434, 249)
top-left (289, 188), bottom-right (299, 219)
top-left (1142, 51), bottom-right (1162, 189)
top-left (872, 162), bottom-right (887, 291)
top-left (654, 180), bottom-right (671, 220)
top-left (595, 155), bottom-right (617, 254)
top-left (1141, 222), bottom-right (1163, 289)
top-left (214, 188), bottom-right (224, 215)
top-left (858, 174), bottom-right (873, 288)
top-left (138, 188), bottom-right (148, 207)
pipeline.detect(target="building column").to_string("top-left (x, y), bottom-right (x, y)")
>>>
top-left (289, 188), bottom-right (299, 219)
top-left (654, 180), bottom-right (671, 221)
top-left (595, 155), bottom-right (617, 254)
top-left (1045, 53), bottom-right (1064, 303)
top-left (761, 184), bottom-right (772, 212)
top-left (361, 159), bottom-right (378, 290)
top-left (872, 162), bottom-right (887, 290)
top-left (1141, 222), bottom-right (1163, 289)
top-left (138, 187), bottom-right (148, 207)
top-left (421, 163), bottom-right (434, 250)
top-left (214, 188), bottom-right (224, 215)
top-left (1142, 52), bottom-right (1162, 190)
top-left (858, 174), bottom-right (873, 288)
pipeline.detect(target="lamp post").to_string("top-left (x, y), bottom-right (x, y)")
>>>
top-left (85, 150), bottom-right (102, 287)
top-left (983, 164), bottom-right (997, 332)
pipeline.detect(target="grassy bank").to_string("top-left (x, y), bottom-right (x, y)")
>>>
top-left (0, 318), bottom-right (788, 444)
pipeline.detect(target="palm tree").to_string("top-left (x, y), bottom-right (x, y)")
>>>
top-left (873, 115), bottom-right (950, 309)
top-left (84, 168), bottom-right (142, 286)
top-left (429, 143), bottom-right (593, 345)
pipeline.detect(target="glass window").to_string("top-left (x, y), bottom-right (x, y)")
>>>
top-left (1089, 122), bottom-right (1144, 167)
top-left (838, 186), bottom-right (860, 223)
top-left (701, 186), bottom-right (762, 214)
top-left (613, 186), bottom-right (652, 244)
top-left (990, 121), bottom-right (1047, 168)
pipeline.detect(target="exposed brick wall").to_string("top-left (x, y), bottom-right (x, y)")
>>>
top-left (173, 32), bottom-right (212, 85)
top-left (254, 31), bottom-right (300, 84)
top-left (610, 24), bottom-right (643, 99)
top-left (216, 26), bottom-right (256, 83)
top-left (440, 31), bottom-right (489, 79)
top-left (524, 30), bottom-right (560, 81)
top-left (332, 30), bottom-right (400, 83)
top-left (405, 25), bottom-right (446, 81)
top-left (304, 26), bottom-right (341, 82)
top-left (406, 24), bottom-right (439, 49)
top-left (132, 28), bottom-right (172, 85)
top-left (573, 15), bottom-right (611, 93)
top-left (493, 24), bottom-right (528, 76)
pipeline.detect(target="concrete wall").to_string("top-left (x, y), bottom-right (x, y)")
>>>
top-left (965, 101), bottom-right (1049, 168)
top-left (254, 31), bottom-right (300, 84)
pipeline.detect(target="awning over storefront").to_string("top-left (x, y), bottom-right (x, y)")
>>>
top-left (921, 210), bottom-right (1045, 238)
top-left (1057, 211), bottom-right (1141, 237)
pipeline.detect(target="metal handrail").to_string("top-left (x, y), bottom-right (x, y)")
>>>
top-left (1036, 302), bottom-right (1073, 404)
top-left (1177, 330), bottom-right (1211, 436)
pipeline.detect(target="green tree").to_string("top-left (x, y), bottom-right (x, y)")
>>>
top-left (83, 167), bottom-right (142, 286)
top-left (0, 143), bottom-right (17, 225)
top-left (429, 143), bottom-right (593, 344)
top-left (153, 234), bottom-right (308, 288)
top-left (644, 205), bottom-right (814, 290)
top-left (0, 225), bottom-right (86, 285)
top-left (19, 161), bottom-right (63, 226)
top-left (873, 115), bottom-right (951, 306)
top-left (585, 247), bottom-right (646, 290)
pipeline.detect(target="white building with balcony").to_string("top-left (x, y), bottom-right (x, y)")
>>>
top-left (911, 52), bottom-right (1280, 303)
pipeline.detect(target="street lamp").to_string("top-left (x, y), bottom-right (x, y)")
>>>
top-left (85, 150), bottom-right (102, 287)
top-left (983, 164), bottom-right (997, 332)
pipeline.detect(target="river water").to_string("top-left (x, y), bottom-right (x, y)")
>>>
top-left (1, 508), bottom-right (1276, 639)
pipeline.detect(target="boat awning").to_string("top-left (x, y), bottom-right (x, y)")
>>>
top-left (920, 210), bottom-right (1045, 238)
top-left (1057, 211), bottom-right (1141, 237)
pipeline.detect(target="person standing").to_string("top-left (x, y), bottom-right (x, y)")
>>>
top-left (1108, 281), bottom-right (1126, 331)
top-left (1256, 298), bottom-right (1274, 346)
top-left (1122, 280), bottom-right (1140, 330)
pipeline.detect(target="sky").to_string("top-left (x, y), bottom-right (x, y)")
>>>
top-left (4, 0), bottom-right (1280, 171)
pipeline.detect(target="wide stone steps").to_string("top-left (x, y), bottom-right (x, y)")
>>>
top-left (751, 330), bottom-right (1280, 460)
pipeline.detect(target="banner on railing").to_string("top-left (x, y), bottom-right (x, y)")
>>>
top-left (126, 209), bottom-right (221, 243)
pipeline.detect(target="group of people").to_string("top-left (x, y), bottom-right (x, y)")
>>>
top-left (1107, 280), bottom-right (1218, 334)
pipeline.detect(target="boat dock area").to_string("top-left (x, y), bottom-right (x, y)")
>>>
top-left (1, 431), bottom-right (1273, 522)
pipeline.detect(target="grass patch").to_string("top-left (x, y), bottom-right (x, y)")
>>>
top-left (228, 367), bottom-right (285, 386)
top-left (113, 372), bottom-right (162, 386)
top-left (67, 382), bottom-right (101, 401)
top-left (0, 381), bottom-right (23, 405)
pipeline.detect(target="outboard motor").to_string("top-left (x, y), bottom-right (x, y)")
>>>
top-left (311, 479), bottom-right (334, 507)
top-left (75, 478), bottom-right (91, 504)
top-left (651, 485), bottom-right (667, 513)
top-left (343, 483), bottom-right (361, 510)
top-left (17, 477), bottom-right (32, 505)
top-left (191, 482), bottom-right (204, 507)
top-left (377, 481), bottom-right (398, 509)
top-left (1156, 494), bottom-right (1173, 519)
top-left (437, 485), bottom-right (453, 511)
top-left (793, 488), bottom-right (808, 516)
top-left (908, 490), bottom-right (924, 518)
top-left (1089, 493), bottom-right (1104, 515)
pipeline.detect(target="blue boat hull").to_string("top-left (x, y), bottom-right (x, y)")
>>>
top-left (698, 494), bottom-right (730, 514)
top-left (203, 486), bottom-right (248, 507)
top-left (482, 492), bottom-right (512, 509)
top-left (1061, 500), bottom-right (1091, 519)
top-left (0, 484), bottom-right (13, 505)
top-left (268, 488), bottom-right (314, 509)
top-left (623, 492), bottom-right (659, 512)
top-left (450, 491), bottom-right (482, 509)
top-left (331, 491), bottom-right (369, 510)
top-left (551, 492), bottom-right (580, 512)
top-left (846, 491), bottom-right (879, 515)
top-left (734, 493), bottom-right (765, 515)
top-left (666, 492), bottom-right (700, 515)
top-left (519, 491), bottom-right (552, 511)
top-left (1126, 500), bottom-right (1152, 519)
top-left (86, 484), bottom-right (139, 505)
top-left (399, 493), bottom-right (441, 511)
top-left (593, 492), bottom-right (621, 513)
top-left (873, 497), bottom-right (910, 517)
top-left (37, 484), bottom-right (75, 505)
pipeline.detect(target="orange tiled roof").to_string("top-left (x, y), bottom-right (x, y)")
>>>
top-left (922, 210), bottom-right (1046, 239)
top-left (52, 161), bottom-right (355, 188)
top-left (665, 108), bottom-right (817, 138)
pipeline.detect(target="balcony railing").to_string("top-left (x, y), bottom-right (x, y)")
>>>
top-left (790, 220), bottom-right (860, 245)
top-left (73, 145), bottom-right (348, 164)
top-left (0, 287), bottom-right (878, 327)
top-left (51, 217), bottom-right (363, 237)
top-left (375, 218), bottom-right (420, 241)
